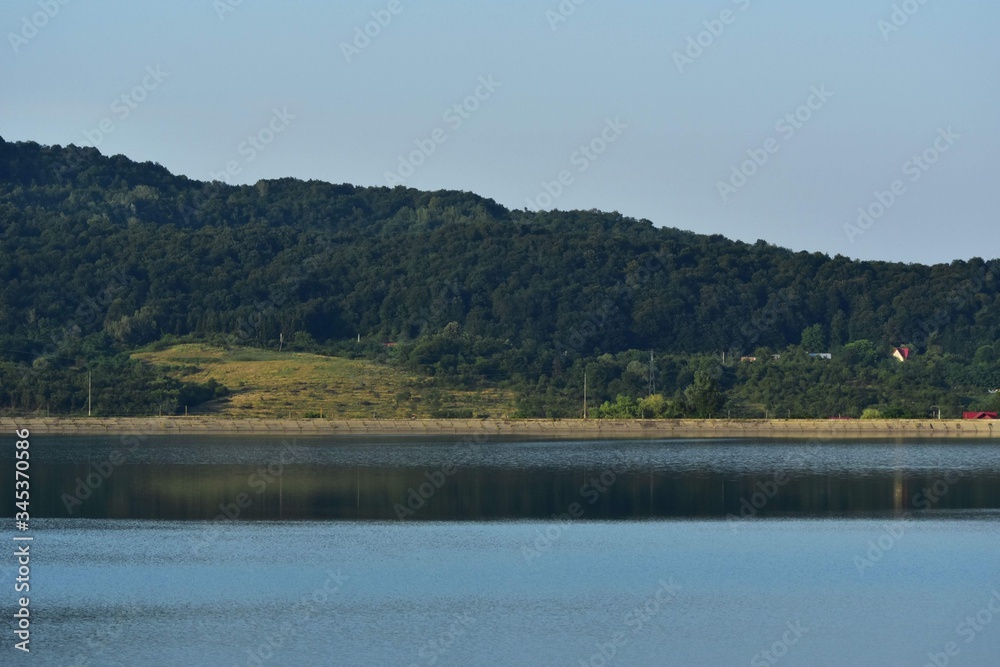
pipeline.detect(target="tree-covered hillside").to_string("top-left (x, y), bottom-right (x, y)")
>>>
top-left (1, 137), bottom-right (998, 417)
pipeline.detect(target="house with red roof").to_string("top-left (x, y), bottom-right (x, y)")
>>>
top-left (962, 412), bottom-right (998, 420)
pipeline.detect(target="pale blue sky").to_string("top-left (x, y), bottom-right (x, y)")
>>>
top-left (3, 0), bottom-right (997, 263)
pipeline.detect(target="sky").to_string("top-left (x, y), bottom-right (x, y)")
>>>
top-left (2, 0), bottom-right (998, 265)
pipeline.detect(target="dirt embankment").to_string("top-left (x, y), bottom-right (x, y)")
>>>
top-left (1, 418), bottom-right (997, 439)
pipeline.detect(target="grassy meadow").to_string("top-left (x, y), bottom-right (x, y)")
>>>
top-left (132, 343), bottom-right (515, 419)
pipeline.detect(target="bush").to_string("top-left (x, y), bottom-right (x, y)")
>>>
top-left (597, 395), bottom-right (640, 419)
top-left (176, 378), bottom-right (228, 410)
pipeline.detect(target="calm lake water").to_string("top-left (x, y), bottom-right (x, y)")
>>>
top-left (3, 436), bottom-right (1000, 665)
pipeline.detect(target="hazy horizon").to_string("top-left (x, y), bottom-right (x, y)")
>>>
top-left (4, 0), bottom-right (997, 264)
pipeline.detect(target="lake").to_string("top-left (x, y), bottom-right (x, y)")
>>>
top-left (3, 436), bottom-right (1000, 665)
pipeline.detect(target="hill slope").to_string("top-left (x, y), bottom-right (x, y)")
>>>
top-left (1, 138), bottom-right (999, 418)
top-left (133, 343), bottom-right (514, 418)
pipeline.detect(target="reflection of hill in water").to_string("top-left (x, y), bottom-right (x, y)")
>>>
top-left (7, 436), bottom-right (1000, 521)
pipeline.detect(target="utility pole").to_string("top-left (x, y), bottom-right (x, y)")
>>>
top-left (87, 370), bottom-right (92, 417)
top-left (583, 371), bottom-right (588, 420)
top-left (648, 350), bottom-right (655, 396)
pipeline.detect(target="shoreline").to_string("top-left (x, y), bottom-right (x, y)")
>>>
top-left (2, 417), bottom-right (998, 438)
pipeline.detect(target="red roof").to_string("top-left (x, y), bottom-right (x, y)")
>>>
top-left (894, 347), bottom-right (912, 360)
top-left (962, 412), bottom-right (998, 420)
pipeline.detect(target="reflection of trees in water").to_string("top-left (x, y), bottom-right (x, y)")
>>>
top-left (18, 463), bottom-right (1000, 521)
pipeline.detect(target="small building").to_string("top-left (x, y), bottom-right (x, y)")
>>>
top-left (740, 356), bottom-right (757, 363)
top-left (892, 347), bottom-right (912, 362)
top-left (962, 411), bottom-right (998, 420)
top-left (808, 353), bottom-right (832, 360)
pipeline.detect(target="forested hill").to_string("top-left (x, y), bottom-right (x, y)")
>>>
top-left (1, 137), bottom-right (999, 417)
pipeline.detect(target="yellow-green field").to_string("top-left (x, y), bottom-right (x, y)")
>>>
top-left (132, 343), bottom-right (516, 419)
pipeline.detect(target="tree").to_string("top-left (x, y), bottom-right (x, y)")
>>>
top-left (597, 394), bottom-right (640, 419)
top-left (842, 340), bottom-right (881, 367)
top-left (684, 371), bottom-right (723, 418)
top-left (800, 324), bottom-right (827, 351)
top-left (4, 139), bottom-right (1000, 418)
top-left (637, 394), bottom-right (666, 418)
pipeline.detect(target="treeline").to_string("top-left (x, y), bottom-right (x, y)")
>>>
top-left (580, 342), bottom-right (1000, 421)
top-left (1, 138), bottom-right (999, 417)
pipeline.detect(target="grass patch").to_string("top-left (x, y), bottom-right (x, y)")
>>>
top-left (133, 343), bottom-right (515, 419)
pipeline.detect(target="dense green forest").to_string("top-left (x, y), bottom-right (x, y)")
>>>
top-left (1, 137), bottom-right (999, 418)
